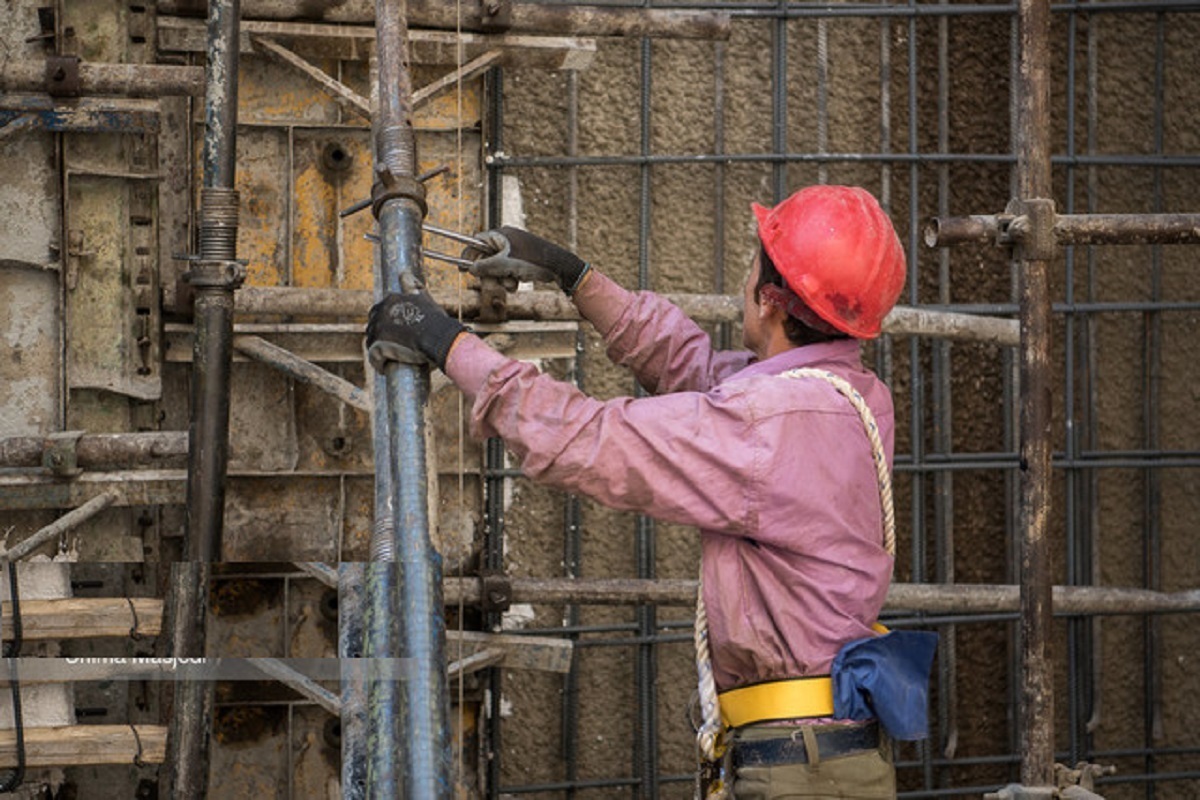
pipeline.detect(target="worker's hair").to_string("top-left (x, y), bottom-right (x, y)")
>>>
top-left (755, 246), bottom-right (850, 345)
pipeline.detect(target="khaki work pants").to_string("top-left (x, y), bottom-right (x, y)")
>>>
top-left (729, 722), bottom-right (896, 800)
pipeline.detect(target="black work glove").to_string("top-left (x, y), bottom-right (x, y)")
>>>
top-left (366, 289), bottom-right (466, 371)
top-left (465, 226), bottom-right (591, 295)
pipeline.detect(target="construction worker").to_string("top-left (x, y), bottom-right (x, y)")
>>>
top-left (367, 185), bottom-right (915, 798)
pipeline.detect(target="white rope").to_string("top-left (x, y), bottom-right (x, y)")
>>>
top-left (693, 368), bottom-right (896, 792)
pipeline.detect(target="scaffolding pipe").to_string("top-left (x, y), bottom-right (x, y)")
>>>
top-left (0, 60), bottom-right (205, 97)
top-left (171, 0), bottom-right (242, 795)
top-left (925, 212), bottom-right (1200, 247)
top-left (232, 287), bottom-right (1019, 346)
top-left (161, 562), bottom-right (213, 799)
top-left (185, 0), bottom-right (243, 564)
top-left (1014, 0), bottom-right (1055, 787)
top-left (1, 492), bottom-right (115, 561)
top-left (233, 335), bottom-right (370, 411)
top-left (253, 659), bottom-right (341, 715)
top-left (371, 0), bottom-right (450, 796)
top-left (0, 432), bottom-right (187, 469)
top-left (440, 578), bottom-right (1200, 616)
top-left (339, 562), bottom-right (367, 800)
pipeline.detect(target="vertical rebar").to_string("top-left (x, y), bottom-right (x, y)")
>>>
top-left (634, 35), bottom-right (659, 800)
top-left (1014, 0), bottom-right (1055, 788)
top-left (934, 0), bottom-right (958, 783)
top-left (371, 0), bottom-right (450, 797)
top-left (562, 66), bottom-right (582, 799)
top-left (1142, 14), bottom-right (1167, 797)
top-left (483, 64), bottom-right (505, 800)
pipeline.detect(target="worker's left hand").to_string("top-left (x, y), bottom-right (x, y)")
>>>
top-left (366, 289), bottom-right (466, 371)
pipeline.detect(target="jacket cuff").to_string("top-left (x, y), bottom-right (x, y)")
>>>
top-left (443, 334), bottom-right (511, 398)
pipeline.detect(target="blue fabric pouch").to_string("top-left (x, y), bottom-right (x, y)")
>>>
top-left (831, 630), bottom-right (939, 741)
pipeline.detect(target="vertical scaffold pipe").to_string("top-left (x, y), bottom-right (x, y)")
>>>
top-left (162, 562), bottom-right (214, 799)
top-left (339, 562), bottom-right (369, 800)
top-left (171, 0), bottom-right (242, 795)
top-left (370, 0), bottom-right (451, 798)
top-left (1014, 0), bottom-right (1055, 788)
top-left (185, 0), bottom-right (244, 562)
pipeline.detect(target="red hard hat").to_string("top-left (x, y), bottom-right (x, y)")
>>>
top-left (753, 185), bottom-right (906, 339)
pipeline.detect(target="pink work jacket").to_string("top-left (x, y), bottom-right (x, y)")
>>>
top-left (445, 273), bottom-right (896, 692)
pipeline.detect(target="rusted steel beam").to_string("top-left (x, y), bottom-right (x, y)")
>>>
top-left (0, 470), bottom-right (186, 510)
top-left (442, 577), bottom-right (1200, 616)
top-left (250, 36), bottom-right (370, 118)
top-left (0, 94), bottom-right (159, 134)
top-left (0, 432), bottom-right (187, 470)
top-left (158, 18), bottom-right (596, 70)
top-left (233, 335), bottom-right (370, 411)
top-left (0, 60), bottom-right (204, 97)
top-left (926, 212), bottom-right (1200, 247)
top-left (155, 0), bottom-right (730, 40)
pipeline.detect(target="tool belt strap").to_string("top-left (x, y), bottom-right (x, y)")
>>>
top-left (718, 676), bottom-right (834, 729)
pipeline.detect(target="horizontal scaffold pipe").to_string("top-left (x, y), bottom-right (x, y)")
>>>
top-left (442, 577), bottom-right (1200, 616)
top-left (154, 0), bottom-right (730, 39)
top-left (0, 432), bottom-right (187, 469)
top-left (0, 60), bottom-right (205, 97)
top-left (925, 212), bottom-right (1200, 248)
top-left (235, 287), bottom-right (1019, 346)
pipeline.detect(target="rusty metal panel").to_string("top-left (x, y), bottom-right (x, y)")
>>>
top-left (65, 174), bottom-right (161, 400)
top-left (231, 128), bottom-right (289, 287)
top-left (239, 53), bottom-right (347, 127)
top-left (223, 477), bottom-right (340, 562)
top-left (228, 362), bottom-right (298, 472)
top-left (291, 129), bottom-right (373, 291)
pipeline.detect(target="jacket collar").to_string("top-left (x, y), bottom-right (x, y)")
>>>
top-left (733, 339), bottom-right (863, 381)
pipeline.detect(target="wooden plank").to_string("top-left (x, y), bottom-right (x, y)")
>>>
top-left (0, 725), bottom-right (166, 767)
top-left (1, 597), bottom-right (163, 639)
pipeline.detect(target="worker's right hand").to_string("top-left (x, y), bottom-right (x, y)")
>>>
top-left (464, 227), bottom-right (591, 296)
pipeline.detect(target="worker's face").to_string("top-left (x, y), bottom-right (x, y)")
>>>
top-left (741, 251), bottom-right (765, 357)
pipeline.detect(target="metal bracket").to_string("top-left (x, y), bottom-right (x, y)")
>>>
top-left (478, 0), bottom-right (512, 31)
top-left (45, 55), bottom-right (81, 97)
top-left (1004, 197), bottom-right (1058, 261)
top-left (43, 431), bottom-right (85, 478)
top-left (370, 164), bottom-right (428, 220)
top-left (477, 276), bottom-right (509, 324)
top-left (183, 258), bottom-right (247, 289)
top-left (1055, 761), bottom-right (1115, 795)
top-left (480, 573), bottom-right (512, 614)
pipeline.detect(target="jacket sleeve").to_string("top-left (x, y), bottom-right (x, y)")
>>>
top-left (575, 272), bottom-right (753, 395)
top-left (452, 336), bottom-right (760, 535)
